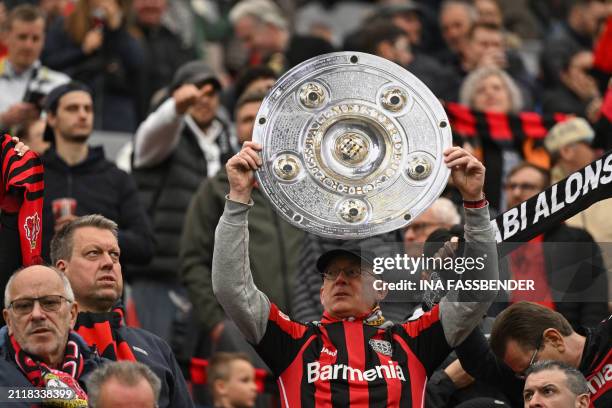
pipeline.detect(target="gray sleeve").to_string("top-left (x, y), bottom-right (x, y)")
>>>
top-left (439, 204), bottom-right (498, 347)
top-left (212, 198), bottom-right (271, 344)
top-left (133, 98), bottom-right (184, 168)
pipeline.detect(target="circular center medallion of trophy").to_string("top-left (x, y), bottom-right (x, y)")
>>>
top-left (334, 132), bottom-right (369, 165)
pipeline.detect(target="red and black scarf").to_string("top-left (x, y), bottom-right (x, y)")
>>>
top-left (0, 134), bottom-right (44, 265)
top-left (74, 306), bottom-right (136, 361)
top-left (8, 332), bottom-right (88, 406)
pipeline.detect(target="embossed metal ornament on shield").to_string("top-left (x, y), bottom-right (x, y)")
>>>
top-left (253, 52), bottom-right (452, 239)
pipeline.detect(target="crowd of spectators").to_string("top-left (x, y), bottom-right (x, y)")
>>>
top-left (0, 0), bottom-right (611, 407)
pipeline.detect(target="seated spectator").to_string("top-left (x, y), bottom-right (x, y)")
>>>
top-left (220, 64), bottom-right (277, 119)
top-left (540, 0), bottom-right (607, 88)
top-left (494, 0), bottom-right (541, 41)
top-left (545, 117), bottom-right (612, 255)
top-left (542, 49), bottom-right (602, 121)
top-left (42, 0), bottom-right (145, 131)
top-left (371, 1), bottom-right (444, 55)
top-left (459, 66), bottom-right (524, 211)
top-left (437, 0), bottom-right (477, 70)
top-left (474, 0), bottom-right (504, 28)
top-left (0, 5), bottom-right (69, 132)
top-left (131, 61), bottom-right (233, 341)
top-left (460, 66), bottom-right (523, 114)
top-left (404, 197), bottom-right (461, 258)
top-left (0, 265), bottom-right (102, 405)
top-left (355, 22), bottom-right (461, 102)
top-left (454, 302), bottom-right (612, 407)
top-left (51, 214), bottom-right (194, 408)
top-left (523, 361), bottom-right (590, 407)
top-left (87, 361), bottom-right (161, 408)
top-left (39, 0), bottom-right (68, 32)
top-left (473, 0), bottom-right (526, 48)
top-left (228, 0), bottom-right (334, 74)
top-left (497, 162), bottom-right (608, 328)
top-left (208, 352), bottom-right (257, 408)
top-left (40, 82), bottom-right (153, 266)
top-left (131, 0), bottom-right (196, 116)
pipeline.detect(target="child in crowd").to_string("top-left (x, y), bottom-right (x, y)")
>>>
top-left (208, 352), bottom-right (257, 408)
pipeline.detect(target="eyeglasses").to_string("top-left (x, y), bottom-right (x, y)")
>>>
top-left (8, 295), bottom-right (72, 316)
top-left (322, 267), bottom-right (372, 281)
top-left (504, 182), bottom-right (540, 192)
top-left (515, 336), bottom-right (543, 380)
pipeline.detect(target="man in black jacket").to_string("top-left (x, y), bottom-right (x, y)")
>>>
top-left (51, 214), bottom-right (194, 408)
top-left (456, 302), bottom-right (611, 407)
top-left (228, 0), bottom-right (334, 74)
top-left (40, 82), bottom-right (153, 266)
top-left (1, 265), bottom-right (103, 406)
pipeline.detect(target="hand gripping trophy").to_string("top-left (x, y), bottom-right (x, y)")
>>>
top-left (252, 52), bottom-right (453, 239)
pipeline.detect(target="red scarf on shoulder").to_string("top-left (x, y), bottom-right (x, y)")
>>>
top-left (74, 306), bottom-right (136, 361)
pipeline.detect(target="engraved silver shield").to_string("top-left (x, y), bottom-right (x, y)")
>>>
top-left (253, 52), bottom-right (452, 239)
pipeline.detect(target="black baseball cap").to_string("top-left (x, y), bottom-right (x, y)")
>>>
top-left (316, 246), bottom-right (376, 274)
top-left (43, 81), bottom-right (93, 143)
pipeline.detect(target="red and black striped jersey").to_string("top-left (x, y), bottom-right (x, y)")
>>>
top-left (255, 303), bottom-right (451, 407)
top-left (0, 134), bottom-right (44, 265)
top-left (580, 315), bottom-right (612, 407)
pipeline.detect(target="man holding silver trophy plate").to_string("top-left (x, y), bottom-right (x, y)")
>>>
top-left (212, 52), bottom-right (498, 407)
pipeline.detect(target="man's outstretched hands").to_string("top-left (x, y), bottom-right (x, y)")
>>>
top-left (227, 144), bottom-right (484, 204)
top-left (443, 146), bottom-right (485, 201)
top-left (227, 141), bottom-right (262, 204)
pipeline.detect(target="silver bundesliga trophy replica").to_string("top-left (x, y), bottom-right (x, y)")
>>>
top-left (253, 52), bottom-right (452, 239)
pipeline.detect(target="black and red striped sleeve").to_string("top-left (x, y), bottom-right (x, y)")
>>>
top-left (1, 134), bottom-right (44, 265)
top-left (254, 303), bottom-right (314, 376)
top-left (396, 304), bottom-right (451, 376)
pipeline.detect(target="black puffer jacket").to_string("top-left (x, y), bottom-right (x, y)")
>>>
top-left (41, 146), bottom-right (153, 264)
top-left (131, 123), bottom-right (233, 282)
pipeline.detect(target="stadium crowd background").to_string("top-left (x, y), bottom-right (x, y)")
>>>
top-left (0, 0), bottom-right (612, 407)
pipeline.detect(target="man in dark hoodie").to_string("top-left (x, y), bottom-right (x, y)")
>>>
top-left (39, 82), bottom-right (153, 266)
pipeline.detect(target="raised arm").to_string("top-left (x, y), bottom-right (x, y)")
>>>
top-left (211, 142), bottom-right (270, 343)
top-left (438, 147), bottom-right (499, 347)
top-left (133, 84), bottom-right (206, 168)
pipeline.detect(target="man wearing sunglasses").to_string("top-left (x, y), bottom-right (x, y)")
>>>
top-left (212, 143), bottom-right (498, 407)
top-left (0, 265), bottom-right (102, 404)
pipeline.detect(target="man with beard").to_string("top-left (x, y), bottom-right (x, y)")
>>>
top-left (51, 214), bottom-right (193, 408)
top-left (40, 82), bottom-right (153, 266)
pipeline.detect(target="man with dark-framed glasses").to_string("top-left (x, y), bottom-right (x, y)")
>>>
top-left (213, 143), bottom-right (499, 407)
top-left (0, 265), bottom-right (102, 405)
top-left (454, 302), bottom-right (612, 407)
